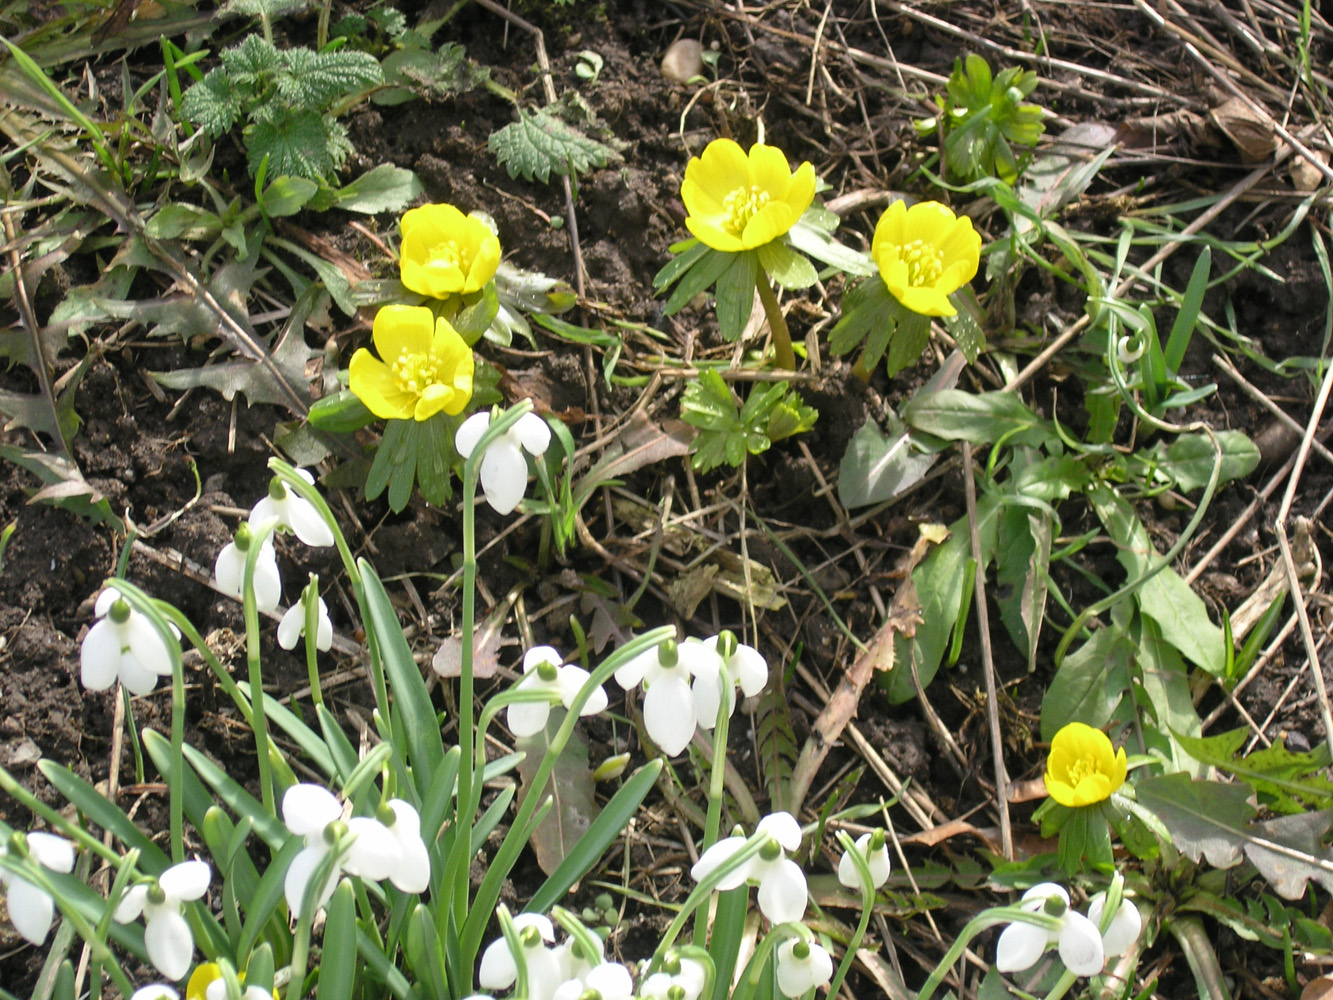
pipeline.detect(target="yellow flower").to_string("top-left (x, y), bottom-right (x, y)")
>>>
top-left (680, 138), bottom-right (816, 252)
top-left (400, 203), bottom-right (501, 299)
top-left (1045, 722), bottom-right (1128, 807)
top-left (349, 305), bottom-right (474, 421)
top-left (187, 963), bottom-right (221, 1000)
top-left (871, 200), bottom-right (980, 317)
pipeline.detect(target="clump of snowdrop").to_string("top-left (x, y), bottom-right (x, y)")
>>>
top-left (775, 938), bottom-right (833, 998)
top-left (213, 524), bottom-right (281, 612)
top-left (507, 645), bottom-right (608, 737)
top-left (0, 830), bottom-right (74, 946)
top-left (478, 913), bottom-right (562, 998)
top-left (614, 636), bottom-right (723, 756)
top-left (282, 783), bottom-right (425, 916)
top-left (837, 829), bottom-right (891, 890)
top-left (639, 953), bottom-right (709, 1000)
top-left (249, 469), bottom-right (335, 548)
top-left (996, 881), bottom-right (1140, 976)
top-left (277, 594), bottom-right (333, 652)
top-left (690, 812), bottom-right (808, 924)
top-left (455, 407), bottom-right (552, 515)
top-left (114, 859), bottom-right (211, 980)
top-left (80, 586), bottom-right (178, 696)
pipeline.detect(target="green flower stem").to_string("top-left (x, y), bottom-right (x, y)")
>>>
top-left (702, 658), bottom-right (734, 855)
top-left (915, 905), bottom-right (1064, 1000)
top-left (159, 607), bottom-right (255, 728)
top-left (850, 350), bottom-right (875, 382)
top-left (756, 275), bottom-right (796, 370)
top-left (302, 575), bottom-right (324, 710)
top-left (241, 520), bottom-right (279, 815)
top-left (827, 831), bottom-right (876, 999)
top-left (0, 768), bottom-right (125, 865)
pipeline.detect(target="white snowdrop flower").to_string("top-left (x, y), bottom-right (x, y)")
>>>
top-left (775, 939), bottom-right (833, 998)
top-left (1116, 334), bottom-right (1145, 365)
top-left (276, 596), bottom-right (333, 652)
top-left (479, 914), bottom-right (561, 997)
top-left (614, 638), bottom-right (721, 756)
top-left (508, 645), bottom-right (608, 738)
top-left (692, 632), bottom-right (768, 729)
top-left (205, 983), bottom-right (274, 1000)
top-left (250, 470), bottom-right (334, 548)
top-left (1086, 890), bottom-right (1142, 959)
top-left (130, 987), bottom-right (179, 1000)
top-left (213, 527), bottom-right (281, 612)
top-left (455, 408), bottom-right (552, 515)
top-left (114, 859), bottom-right (211, 980)
top-left (837, 831), bottom-right (891, 890)
top-left (995, 882), bottom-right (1104, 976)
top-left (552, 961), bottom-right (634, 1000)
top-left (0, 831), bottom-right (75, 946)
top-left (80, 587), bottom-right (178, 696)
top-left (690, 812), bottom-right (807, 924)
top-left (282, 784), bottom-right (400, 917)
top-left (380, 798), bottom-right (431, 894)
top-left (639, 955), bottom-right (707, 1000)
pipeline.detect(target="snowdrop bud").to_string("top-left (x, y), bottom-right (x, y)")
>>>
top-left (837, 830), bottom-right (891, 889)
top-left (250, 471), bottom-right (334, 548)
top-left (1116, 334), bottom-right (1145, 364)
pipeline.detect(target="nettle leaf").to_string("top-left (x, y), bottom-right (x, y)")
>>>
top-left (278, 48), bottom-right (381, 110)
top-left (1174, 727), bottom-right (1333, 814)
top-left (489, 107), bottom-right (621, 183)
top-left (219, 0), bottom-right (308, 20)
top-left (246, 110), bottom-right (341, 180)
top-left (180, 68), bottom-right (244, 135)
top-left (221, 34), bottom-right (283, 84)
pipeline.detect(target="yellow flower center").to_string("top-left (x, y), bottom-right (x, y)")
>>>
top-left (723, 185), bottom-right (771, 236)
top-left (1064, 756), bottom-right (1102, 787)
top-left (426, 239), bottom-right (464, 270)
top-left (392, 349), bottom-right (446, 395)
top-left (900, 239), bottom-right (945, 287)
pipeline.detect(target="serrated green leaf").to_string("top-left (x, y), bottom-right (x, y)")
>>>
top-left (1174, 727), bottom-right (1333, 814)
top-left (246, 110), bottom-right (340, 180)
top-left (278, 48), bottom-right (381, 110)
top-left (489, 107), bottom-right (621, 184)
top-left (180, 68), bottom-right (243, 134)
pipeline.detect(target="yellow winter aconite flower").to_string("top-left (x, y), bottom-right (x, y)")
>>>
top-left (399, 203), bottom-right (502, 299)
top-left (349, 305), bottom-right (474, 421)
top-left (1045, 722), bottom-right (1127, 807)
top-left (871, 199), bottom-right (980, 317)
top-left (681, 138), bottom-right (816, 252)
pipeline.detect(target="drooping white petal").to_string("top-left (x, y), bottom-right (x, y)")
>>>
top-left (676, 640), bottom-right (721, 683)
top-left (479, 437), bottom-right (529, 515)
top-left (284, 844), bottom-right (338, 916)
top-left (80, 619), bottom-right (121, 691)
top-left (388, 828), bottom-right (431, 894)
top-left (282, 495), bottom-right (336, 548)
top-left (130, 986), bottom-right (179, 1000)
top-left (214, 543), bottom-right (245, 597)
top-left (252, 542), bottom-right (282, 613)
top-left (995, 920), bottom-right (1052, 972)
top-left (551, 979), bottom-right (583, 1000)
top-left (1057, 909), bottom-right (1105, 976)
top-left (26, 833), bottom-right (74, 873)
top-left (523, 646), bottom-right (563, 673)
top-left (556, 665), bottom-right (607, 716)
top-left (613, 647), bottom-right (656, 689)
top-left (283, 784), bottom-right (342, 837)
top-left (454, 412), bottom-right (491, 459)
top-left (585, 962), bottom-right (633, 1000)
top-left (117, 650), bottom-right (161, 696)
top-left (478, 938), bottom-right (519, 990)
top-left (642, 672), bottom-right (697, 756)
top-left (343, 817), bottom-right (401, 881)
top-left (690, 836), bottom-right (751, 890)
top-left (94, 588), bottom-right (121, 617)
top-left (6, 874), bottom-right (55, 945)
top-left (1087, 892), bottom-right (1142, 958)
top-left (126, 614), bottom-right (174, 677)
top-left (524, 943), bottom-right (568, 1000)
top-left (114, 884), bottom-right (150, 923)
top-left (691, 671), bottom-right (727, 730)
top-left (159, 859), bottom-right (210, 901)
top-left (730, 643), bottom-right (769, 696)
top-left (838, 833), bottom-right (891, 889)
top-left (755, 857), bottom-right (808, 924)
top-left (145, 908), bottom-right (196, 980)
top-left (1022, 882), bottom-right (1069, 907)
top-left (514, 412), bottom-right (552, 456)
top-left (277, 604), bottom-right (307, 651)
top-left (775, 940), bottom-right (833, 998)
top-left (757, 812), bottom-right (803, 853)
top-left (507, 698), bottom-right (552, 739)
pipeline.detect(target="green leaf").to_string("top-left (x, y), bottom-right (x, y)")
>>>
top-left (836, 413), bottom-right (939, 510)
top-left (652, 239), bottom-right (709, 294)
top-left (885, 310), bottom-right (931, 377)
top-left (715, 251), bottom-right (758, 343)
top-left (317, 880), bottom-right (358, 1000)
top-left (1039, 622), bottom-right (1132, 739)
top-left (995, 504), bottom-right (1051, 669)
top-left (662, 246), bottom-right (735, 316)
top-left (180, 68), bottom-right (244, 134)
top-left (326, 163), bottom-right (424, 214)
top-left (1156, 430), bottom-right (1259, 492)
top-left (1173, 727), bottom-right (1333, 814)
top-left (828, 276), bottom-right (893, 357)
top-left (1164, 247), bottom-right (1211, 372)
top-left (308, 389), bottom-right (376, 433)
top-left (1136, 773), bottom-right (1255, 868)
top-left (246, 110), bottom-right (341, 181)
top-left (261, 176), bottom-right (319, 217)
top-left (786, 214), bottom-right (875, 275)
top-left (145, 203), bottom-right (223, 240)
top-left (37, 761), bottom-right (169, 869)
top-left (489, 107), bottom-right (621, 184)
top-left (360, 559), bottom-right (446, 796)
top-left (277, 48), bottom-right (382, 109)
top-left (528, 760), bottom-right (662, 914)
top-left (901, 389), bottom-right (1040, 443)
top-left (756, 241), bottom-right (818, 289)
top-left (1137, 616), bottom-right (1205, 776)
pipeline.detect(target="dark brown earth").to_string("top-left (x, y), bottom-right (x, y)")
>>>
top-left (3, 0), bottom-right (1333, 996)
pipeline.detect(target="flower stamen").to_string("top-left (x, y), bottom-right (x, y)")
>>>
top-left (722, 185), bottom-right (771, 237)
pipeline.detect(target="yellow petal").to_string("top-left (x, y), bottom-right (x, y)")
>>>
top-left (747, 143), bottom-right (795, 197)
top-left (690, 138), bottom-right (750, 203)
top-left (895, 283), bottom-right (956, 317)
top-left (686, 215), bottom-right (746, 253)
top-left (373, 305), bottom-right (435, 360)
top-left (349, 348), bottom-right (415, 420)
top-left (785, 161), bottom-right (817, 218)
top-left (464, 230), bottom-right (502, 291)
top-left (872, 199), bottom-right (910, 252)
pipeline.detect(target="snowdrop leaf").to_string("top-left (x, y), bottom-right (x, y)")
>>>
top-left (240, 683), bottom-right (338, 781)
top-left (176, 740), bottom-right (287, 848)
top-left (317, 704), bottom-right (362, 786)
top-left (360, 560), bottom-right (446, 796)
top-left (38, 760), bottom-right (170, 870)
top-left (405, 903), bottom-right (449, 1000)
top-left (237, 836), bottom-right (305, 959)
top-left (528, 759), bottom-right (662, 915)
top-left (317, 880), bottom-right (358, 1000)
top-left (516, 709), bottom-right (599, 875)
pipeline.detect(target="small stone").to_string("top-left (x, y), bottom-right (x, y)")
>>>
top-left (661, 39), bottom-right (704, 85)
